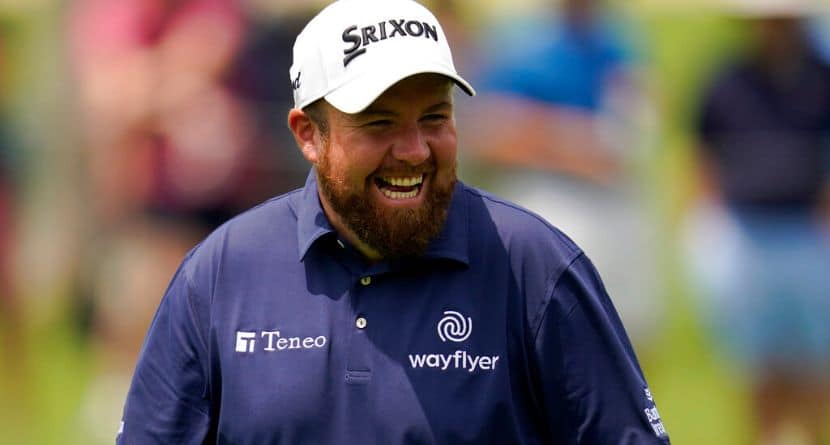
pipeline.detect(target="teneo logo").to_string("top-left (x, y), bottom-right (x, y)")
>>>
top-left (408, 311), bottom-right (500, 373)
top-left (341, 18), bottom-right (439, 67)
top-left (437, 310), bottom-right (471, 342)
top-left (236, 331), bottom-right (257, 353)
top-left (235, 330), bottom-right (327, 354)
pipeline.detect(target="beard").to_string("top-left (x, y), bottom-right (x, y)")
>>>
top-left (316, 151), bottom-right (456, 260)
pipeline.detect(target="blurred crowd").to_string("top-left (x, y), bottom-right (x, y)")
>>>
top-left (0, 0), bottom-right (828, 444)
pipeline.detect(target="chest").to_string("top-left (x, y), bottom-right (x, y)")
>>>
top-left (208, 263), bottom-right (533, 444)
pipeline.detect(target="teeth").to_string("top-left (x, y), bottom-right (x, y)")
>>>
top-left (376, 174), bottom-right (423, 200)
top-left (383, 175), bottom-right (423, 187)
top-left (381, 188), bottom-right (419, 200)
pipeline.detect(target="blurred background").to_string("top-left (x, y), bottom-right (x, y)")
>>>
top-left (0, 0), bottom-right (828, 444)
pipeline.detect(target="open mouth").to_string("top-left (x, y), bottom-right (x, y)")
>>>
top-left (374, 174), bottom-right (425, 200)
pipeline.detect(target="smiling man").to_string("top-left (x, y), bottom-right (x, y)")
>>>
top-left (292, 74), bottom-right (458, 261)
top-left (116, 0), bottom-right (669, 444)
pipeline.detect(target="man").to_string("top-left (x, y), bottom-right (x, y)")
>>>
top-left (117, 0), bottom-right (669, 443)
top-left (688, 1), bottom-right (830, 444)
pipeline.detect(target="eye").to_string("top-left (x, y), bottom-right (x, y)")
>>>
top-left (364, 119), bottom-right (392, 128)
top-left (421, 113), bottom-right (449, 123)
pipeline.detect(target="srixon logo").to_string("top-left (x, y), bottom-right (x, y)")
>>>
top-left (342, 19), bottom-right (439, 67)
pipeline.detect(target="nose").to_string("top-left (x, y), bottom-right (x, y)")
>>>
top-left (391, 124), bottom-right (430, 165)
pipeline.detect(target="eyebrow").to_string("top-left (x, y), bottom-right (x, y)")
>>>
top-left (424, 101), bottom-right (453, 113)
top-left (357, 101), bottom-right (453, 119)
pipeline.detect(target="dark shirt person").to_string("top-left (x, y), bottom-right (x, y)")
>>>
top-left (692, 5), bottom-right (830, 444)
top-left (116, 0), bottom-right (670, 443)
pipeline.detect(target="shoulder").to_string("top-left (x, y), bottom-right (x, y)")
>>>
top-left (697, 60), bottom-right (753, 130)
top-left (461, 183), bottom-right (581, 254)
top-left (459, 182), bottom-right (583, 284)
top-left (458, 182), bottom-right (589, 336)
top-left (214, 189), bottom-right (302, 241)
top-left (703, 59), bottom-right (753, 101)
top-left (181, 189), bottom-right (303, 294)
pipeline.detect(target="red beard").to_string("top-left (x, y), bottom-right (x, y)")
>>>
top-left (316, 153), bottom-right (456, 260)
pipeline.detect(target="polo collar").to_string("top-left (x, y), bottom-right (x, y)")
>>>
top-left (294, 169), bottom-right (469, 266)
top-left (420, 181), bottom-right (469, 266)
top-left (295, 169), bottom-right (336, 261)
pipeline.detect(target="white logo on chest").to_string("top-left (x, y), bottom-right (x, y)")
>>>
top-left (236, 331), bottom-right (257, 353)
top-left (235, 330), bottom-right (327, 354)
top-left (437, 310), bottom-right (472, 343)
top-left (408, 310), bottom-right (500, 373)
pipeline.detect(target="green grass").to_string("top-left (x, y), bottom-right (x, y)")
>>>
top-left (0, 308), bottom-right (93, 445)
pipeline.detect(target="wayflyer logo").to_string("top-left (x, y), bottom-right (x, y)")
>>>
top-left (408, 310), bottom-right (499, 373)
top-left (437, 310), bottom-right (472, 342)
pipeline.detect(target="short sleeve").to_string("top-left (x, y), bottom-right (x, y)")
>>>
top-left (534, 254), bottom-right (670, 444)
top-left (116, 258), bottom-right (212, 444)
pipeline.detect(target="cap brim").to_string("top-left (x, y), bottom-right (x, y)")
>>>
top-left (324, 62), bottom-right (475, 114)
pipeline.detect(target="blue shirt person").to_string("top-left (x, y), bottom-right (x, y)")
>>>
top-left (478, 0), bottom-right (635, 113)
top-left (116, 0), bottom-right (669, 443)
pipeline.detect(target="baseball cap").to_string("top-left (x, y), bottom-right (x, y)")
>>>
top-left (289, 0), bottom-right (475, 114)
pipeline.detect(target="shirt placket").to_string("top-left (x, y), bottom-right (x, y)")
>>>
top-left (345, 271), bottom-right (374, 385)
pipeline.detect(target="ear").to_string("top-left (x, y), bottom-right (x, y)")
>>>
top-left (287, 108), bottom-right (320, 164)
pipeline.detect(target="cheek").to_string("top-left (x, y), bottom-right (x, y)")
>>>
top-left (325, 139), bottom-right (381, 184)
top-left (429, 128), bottom-right (458, 167)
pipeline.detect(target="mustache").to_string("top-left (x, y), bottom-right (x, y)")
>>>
top-left (371, 160), bottom-right (437, 177)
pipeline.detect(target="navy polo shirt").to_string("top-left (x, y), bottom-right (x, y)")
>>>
top-left (118, 170), bottom-right (669, 444)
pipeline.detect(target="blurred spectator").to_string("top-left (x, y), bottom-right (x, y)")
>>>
top-left (686, 3), bottom-right (830, 444)
top-left (457, 0), bottom-right (660, 341)
top-left (426, 0), bottom-right (481, 77)
top-left (66, 1), bottom-right (315, 441)
top-left (0, 22), bottom-right (23, 392)
top-left (224, 1), bottom-right (316, 196)
top-left (0, 122), bottom-right (15, 337)
top-left (477, 0), bottom-right (634, 113)
top-left (69, 0), bottom-right (250, 228)
top-left (67, 0), bottom-right (246, 351)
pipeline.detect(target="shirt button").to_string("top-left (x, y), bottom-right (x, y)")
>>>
top-left (355, 316), bottom-right (367, 329)
top-left (360, 276), bottom-right (371, 286)
top-left (336, 239), bottom-right (345, 249)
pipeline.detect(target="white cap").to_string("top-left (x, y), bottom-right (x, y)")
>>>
top-left (723, 0), bottom-right (821, 17)
top-left (289, 0), bottom-right (475, 114)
